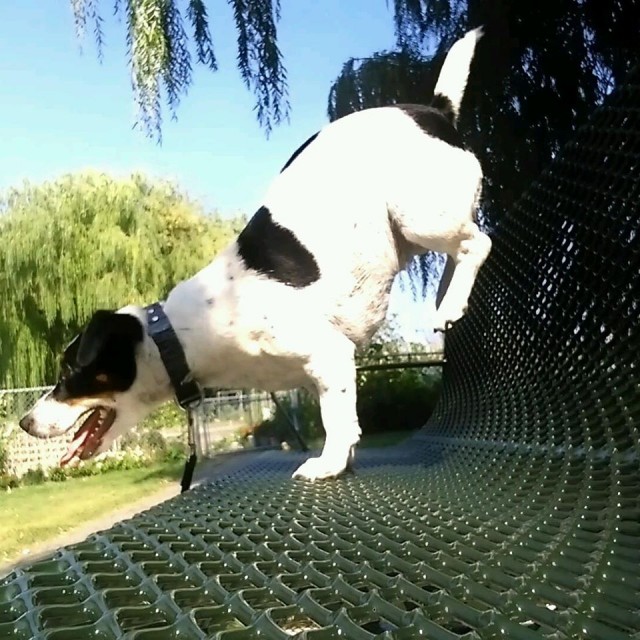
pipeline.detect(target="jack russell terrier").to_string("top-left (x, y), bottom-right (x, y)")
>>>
top-left (19, 28), bottom-right (490, 481)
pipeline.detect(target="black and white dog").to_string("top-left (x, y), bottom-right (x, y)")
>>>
top-left (19, 28), bottom-right (490, 481)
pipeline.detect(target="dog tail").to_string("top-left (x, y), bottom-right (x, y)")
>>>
top-left (431, 27), bottom-right (483, 125)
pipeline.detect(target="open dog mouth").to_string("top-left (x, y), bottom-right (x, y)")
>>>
top-left (60, 407), bottom-right (116, 466)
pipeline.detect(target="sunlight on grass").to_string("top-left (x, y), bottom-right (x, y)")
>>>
top-left (0, 461), bottom-right (182, 565)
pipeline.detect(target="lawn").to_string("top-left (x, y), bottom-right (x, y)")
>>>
top-left (0, 431), bottom-right (412, 567)
top-left (0, 460), bottom-right (183, 565)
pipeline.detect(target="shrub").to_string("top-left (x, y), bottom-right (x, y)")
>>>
top-left (356, 368), bottom-right (442, 434)
top-left (252, 391), bottom-right (323, 447)
top-left (48, 467), bottom-right (68, 483)
top-left (0, 474), bottom-right (19, 490)
top-left (164, 441), bottom-right (189, 461)
top-left (253, 367), bottom-right (442, 447)
top-left (120, 426), bottom-right (170, 456)
top-left (21, 466), bottom-right (47, 486)
top-left (0, 433), bottom-right (6, 476)
top-left (0, 426), bottom-right (186, 491)
top-left (141, 403), bottom-right (185, 431)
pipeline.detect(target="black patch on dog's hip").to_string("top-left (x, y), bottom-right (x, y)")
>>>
top-left (280, 132), bottom-right (319, 172)
top-left (237, 206), bottom-right (320, 288)
top-left (395, 104), bottom-right (465, 149)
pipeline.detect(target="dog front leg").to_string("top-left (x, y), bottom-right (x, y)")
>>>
top-left (292, 334), bottom-right (361, 481)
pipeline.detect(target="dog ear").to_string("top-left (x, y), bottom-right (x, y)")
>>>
top-left (62, 333), bottom-right (82, 365)
top-left (76, 310), bottom-right (144, 368)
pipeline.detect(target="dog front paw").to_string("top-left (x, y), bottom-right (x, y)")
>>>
top-left (292, 455), bottom-right (350, 481)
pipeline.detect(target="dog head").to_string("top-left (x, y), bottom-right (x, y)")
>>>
top-left (19, 307), bottom-right (169, 464)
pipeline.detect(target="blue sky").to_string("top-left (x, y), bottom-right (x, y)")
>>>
top-left (0, 1), bottom-right (440, 345)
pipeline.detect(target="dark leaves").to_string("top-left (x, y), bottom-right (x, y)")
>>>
top-left (71, 0), bottom-right (105, 61)
top-left (70, 0), bottom-right (289, 141)
top-left (328, 50), bottom-right (439, 119)
top-left (392, 0), bottom-right (458, 51)
top-left (229, 0), bottom-right (289, 135)
top-left (187, 0), bottom-right (217, 68)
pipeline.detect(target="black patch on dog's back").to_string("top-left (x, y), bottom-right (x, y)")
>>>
top-left (280, 132), bottom-right (319, 172)
top-left (237, 206), bottom-right (320, 288)
top-left (430, 93), bottom-right (456, 123)
top-left (396, 103), bottom-right (465, 149)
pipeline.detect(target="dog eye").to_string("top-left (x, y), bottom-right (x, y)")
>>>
top-left (59, 361), bottom-right (73, 379)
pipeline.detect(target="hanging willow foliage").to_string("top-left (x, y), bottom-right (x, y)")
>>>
top-left (0, 172), bottom-right (245, 388)
top-left (69, 0), bottom-right (288, 141)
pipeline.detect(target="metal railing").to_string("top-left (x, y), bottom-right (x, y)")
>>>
top-left (356, 350), bottom-right (445, 372)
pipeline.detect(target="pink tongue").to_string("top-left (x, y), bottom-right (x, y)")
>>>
top-left (60, 425), bottom-right (91, 466)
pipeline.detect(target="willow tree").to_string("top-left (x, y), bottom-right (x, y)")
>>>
top-left (69, 0), bottom-right (288, 140)
top-left (327, 0), bottom-right (640, 295)
top-left (0, 172), bottom-right (244, 387)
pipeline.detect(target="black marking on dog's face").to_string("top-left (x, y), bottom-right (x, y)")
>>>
top-left (280, 132), bottom-right (319, 173)
top-left (55, 310), bottom-right (144, 402)
top-left (237, 206), bottom-right (320, 288)
top-left (395, 104), bottom-right (465, 149)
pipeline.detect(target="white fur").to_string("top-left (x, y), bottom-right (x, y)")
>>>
top-left (24, 390), bottom-right (91, 438)
top-left (20, 29), bottom-right (490, 481)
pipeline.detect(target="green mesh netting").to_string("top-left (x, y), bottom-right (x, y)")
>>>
top-left (1, 66), bottom-right (638, 640)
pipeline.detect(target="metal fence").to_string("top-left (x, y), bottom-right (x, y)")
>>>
top-left (189, 389), bottom-right (302, 457)
top-left (0, 386), bottom-right (78, 477)
top-left (0, 386), bottom-right (298, 477)
top-left (0, 385), bottom-right (52, 423)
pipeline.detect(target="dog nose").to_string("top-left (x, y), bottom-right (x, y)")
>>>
top-left (19, 414), bottom-right (34, 433)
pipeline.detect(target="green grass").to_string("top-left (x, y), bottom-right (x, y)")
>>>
top-left (0, 460), bottom-right (182, 565)
top-left (0, 432), bottom-right (413, 567)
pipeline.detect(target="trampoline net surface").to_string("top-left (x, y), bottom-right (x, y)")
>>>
top-left (2, 70), bottom-right (639, 640)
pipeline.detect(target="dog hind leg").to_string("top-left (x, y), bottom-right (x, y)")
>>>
top-left (432, 222), bottom-right (491, 331)
top-left (393, 161), bottom-right (490, 332)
